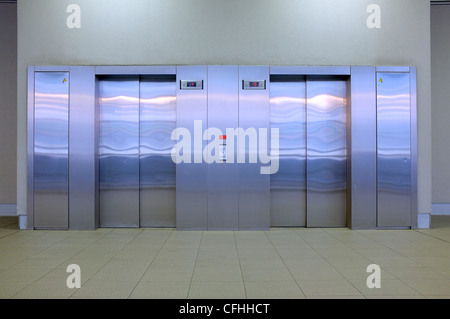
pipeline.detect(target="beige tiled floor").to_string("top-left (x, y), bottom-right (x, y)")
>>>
top-left (0, 215), bottom-right (449, 299)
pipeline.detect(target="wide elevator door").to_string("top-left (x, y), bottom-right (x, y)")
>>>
top-left (98, 75), bottom-right (176, 227)
top-left (270, 75), bottom-right (348, 227)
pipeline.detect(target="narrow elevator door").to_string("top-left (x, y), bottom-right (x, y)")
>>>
top-left (270, 76), bottom-right (306, 226)
top-left (269, 75), bottom-right (348, 227)
top-left (98, 75), bottom-right (176, 228)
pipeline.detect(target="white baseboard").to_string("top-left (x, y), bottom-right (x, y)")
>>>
top-left (0, 204), bottom-right (17, 216)
top-left (417, 213), bottom-right (430, 229)
top-left (431, 203), bottom-right (450, 215)
top-left (19, 215), bottom-right (27, 229)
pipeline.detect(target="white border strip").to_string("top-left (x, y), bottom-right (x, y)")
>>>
top-left (432, 203), bottom-right (450, 215)
top-left (0, 204), bottom-right (17, 216)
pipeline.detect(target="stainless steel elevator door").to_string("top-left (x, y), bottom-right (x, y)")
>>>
top-left (376, 72), bottom-right (411, 227)
top-left (34, 72), bottom-right (69, 229)
top-left (139, 77), bottom-right (177, 227)
top-left (306, 77), bottom-right (347, 227)
top-left (269, 77), bottom-right (306, 226)
top-left (99, 76), bottom-right (140, 227)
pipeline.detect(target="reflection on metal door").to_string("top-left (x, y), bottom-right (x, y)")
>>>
top-left (99, 76), bottom-right (140, 227)
top-left (376, 72), bottom-right (411, 227)
top-left (270, 76), bottom-right (306, 226)
top-left (34, 72), bottom-right (69, 229)
top-left (207, 66), bottom-right (239, 230)
top-left (98, 75), bottom-right (176, 228)
top-left (139, 76), bottom-right (176, 227)
top-left (269, 76), bottom-right (347, 227)
top-left (306, 77), bottom-right (347, 227)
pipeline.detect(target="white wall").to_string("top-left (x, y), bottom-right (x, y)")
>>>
top-left (0, 2), bottom-right (17, 206)
top-left (17, 0), bottom-right (432, 221)
top-left (431, 4), bottom-right (450, 211)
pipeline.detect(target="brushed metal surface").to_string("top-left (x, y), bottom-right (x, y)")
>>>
top-left (207, 65), bottom-right (239, 230)
top-left (176, 66), bottom-right (208, 230)
top-left (306, 76), bottom-right (347, 227)
top-left (348, 67), bottom-right (377, 229)
top-left (238, 66), bottom-right (270, 230)
top-left (69, 66), bottom-right (96, 230)
top-left (33, 71), bottom-right (69, 229)
top-left (139, 76), bottom-right (176, 227)
top-left (98, 76), bottom-right (140, 227)
top-left (376, 72), bottom-right (411, 227)
top-left (269, 78), bottom-right (306, 226)
top-left (27, 66), bottom-right (35, 229)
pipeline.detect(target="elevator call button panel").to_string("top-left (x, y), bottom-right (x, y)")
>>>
top-left (243, 80), bottom-right (266, 90)
top-left (180, 80), bottom-right (203, 90)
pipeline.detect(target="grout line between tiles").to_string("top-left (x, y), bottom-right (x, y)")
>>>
top-left (8, 229), bottom-right (118, 299)
top-left (126, 228), bottom-right (174, 299)
top-left (263, 229), bottom-right (307, 298)
top-left (233, 230), bottom-right (247, 299)
top-left (322, 228), bottom-right (429, 298)
top-left (186, 230), bottom-right (203, 299)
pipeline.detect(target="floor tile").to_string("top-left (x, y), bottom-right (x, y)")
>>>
top-left (188, 281), bottom-right (246, 299)
top-left (332, 265), bottom-right (396, 280)
top-left (70, 280), bottom-right (138, 298)
top-left (242, 267), bottom-right (294, 282)
top-left (285, 259), bottom-right (346, 281)
top-left (244, 281), bottom-right (305, 298)
top-left (11, 281), bottom-right (75, 299)
top-left (140, 265), bottom-right (194, 281)
top-left (0, 282), bottom-right (32, 298)
top-left (297, 280), bottom-right (363, 297)
top-left (238, 248), bottom-right (280, 259)
top-left (195, 258), bottom-right (240, 268)
top-left (239, 258), bottom-right (286, 270)
top-left (276, 247), bottom-right (322, 259)
top-left (36, 266), bottom-right (99, 285)
top-left (61, 257), bottom-right (112, 270)
top-left (368, 256), bottom-right (421, 267)
top-left (129, 281), bottom-right (190, 299)
top-left (0, 267), bottom-right (52, 282)
top-left (307, 295), bottom-right (366, 299)
top-left (365, 295), bottom-right (425, 299)
top-left (383, 265), bottom-right (447, 280)
top-left (197, 249), bottom-right (239, 260)
top-left (402, 279), bottom-right (450, 296)
top-left (0, 216), bottom-right (449, 299)
top-left (192, 267), bottom-right (242, 282)
top-left (348, 278), bottom-right (421, 297)
top-left (13, 257), bottom-right (67, 269)
top-left (89, 267), bottom-right (146, 282)
top-left (408, 256), bottom-right (450, 267)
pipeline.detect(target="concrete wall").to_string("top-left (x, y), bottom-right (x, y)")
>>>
top-left (431, 3), bottom-right (450, 214)
top-left (0, 2), bottom-right (17, 213)
top-left (17, 0), bottom-right (432, 224)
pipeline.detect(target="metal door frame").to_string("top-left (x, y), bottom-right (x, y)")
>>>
top-left (26, 65), bottom-right (417, 230)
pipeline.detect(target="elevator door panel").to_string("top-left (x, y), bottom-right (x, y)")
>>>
top-left (207, 66), bottom-right (239, 230)
top-left (34, 72), bottom-right (69, 229)
top-left (99, 77), bottom-right (140, 227)
top-left (238, 66), bottom-right (270, 230)
top-left (270, 79), bottom-right (306, 226)
top-left (139, 77), bottom-right (176, 227)
top-left (376, 72), bottom-right (411, 227)
top-left (306, 77), bottom-right (347, 227)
